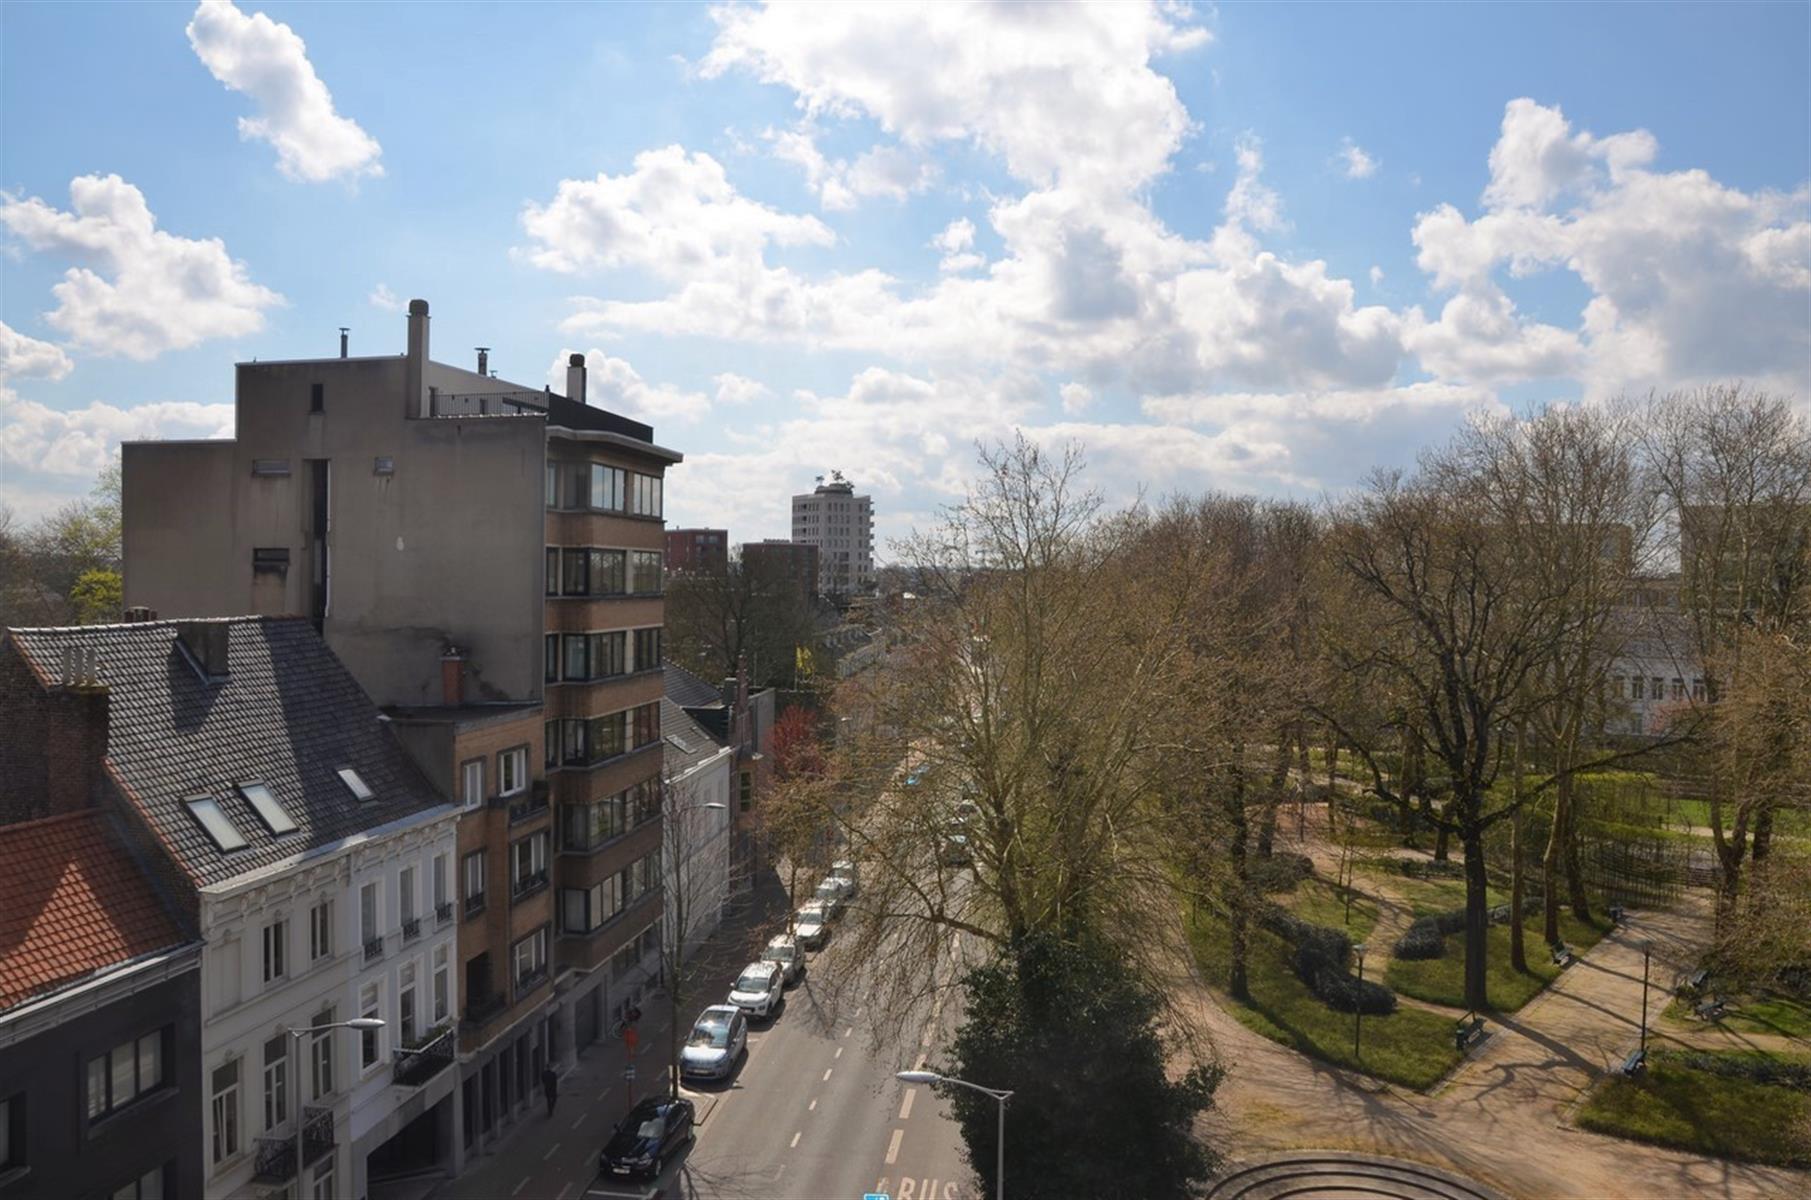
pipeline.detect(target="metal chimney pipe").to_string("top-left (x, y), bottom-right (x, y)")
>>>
top-left (476, 347), bottom-right (489, 376)
top-left (339, 327), bottom-right (349, 358)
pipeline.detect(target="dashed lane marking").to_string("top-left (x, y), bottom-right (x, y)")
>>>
top-left (835, 1046), bottom-right (844, 1059)
top-left (556, 1185), bottom-right (572, 1200)
top-left (886, 1127), bottom-right (905, 1164)
top-left (900, 1088), bottom-right (916, 1120)
top-left (823, 1067), bottom-right (834, 1082)
top-left (809, 1097), bottom-right (818, 1111)
top-left (572, 1112), bottom-right (587, 1130)
top-left (844, 1026), bottom-right (854, 1038)
top-left (543, 1141), bottom-right (561, 1161)
top-left (790, 1130), bottom-right (802, 1148)
top-left (511, 1177), bottom-right (530, 1198)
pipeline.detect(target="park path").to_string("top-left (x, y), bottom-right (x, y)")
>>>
top-left (1195, 809), bottom-right (1810, 1200)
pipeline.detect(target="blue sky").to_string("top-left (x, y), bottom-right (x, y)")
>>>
top-left (3, 1), bottom-right (1807, 552)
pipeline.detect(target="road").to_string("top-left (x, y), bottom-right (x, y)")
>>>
top-left (441, 881), bottom-right (976, 1200)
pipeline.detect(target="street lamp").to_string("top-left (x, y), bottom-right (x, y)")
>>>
top-left (897, 1070), bottom-right (1012, 1200)
top-left (1639, 941), bottom-right (1652, 1056)
top-left (289, 1018), bottom-right (384, 1194)
top-left (1352, 944), bottom-right (1368, 1062)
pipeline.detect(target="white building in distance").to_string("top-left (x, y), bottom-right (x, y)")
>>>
top-left (791, 471), bottom-right (874, 596)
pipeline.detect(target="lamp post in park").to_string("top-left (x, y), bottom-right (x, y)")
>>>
top-left (897, 1070), bottom-right (1012, 1200)
top-left (290, 1017), bottom-right (385, 1193)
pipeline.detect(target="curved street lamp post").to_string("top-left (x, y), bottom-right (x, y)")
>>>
top-left (896, 1069), bottom-right (1013, 1200)
top-left (289, 1018), bottom-right (385, 1194)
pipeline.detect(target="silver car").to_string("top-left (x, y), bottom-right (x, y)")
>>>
top-left (728, 961), bottom-right (785, 1020)
top-left (794, 902), bottom-right (829, 949)
top-left (761, 934), bottom-right (804, 985)
top-left (815, 877), bottom-right (849, 918)
top-left (829, 859), bottom-right (859, 896)
top-left (679, 1005), bottom-right (747, 1082)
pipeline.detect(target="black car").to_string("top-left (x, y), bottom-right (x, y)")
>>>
top-left (600, 1096), bottom-right (695, 1179)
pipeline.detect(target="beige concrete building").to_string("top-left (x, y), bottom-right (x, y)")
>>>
top-left (790, 471), bottom-right (874, 595)
top-left (122, 301), bottom-right (680, 1184)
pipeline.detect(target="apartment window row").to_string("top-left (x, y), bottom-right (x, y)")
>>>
top-left (109, 1163), bottom-right (171, 1200)
top-left (544, 702), bottom-right (661, 770)
top-left (559, 777), bottom-right (661, 852)
top-left (546, 461), bottom-right (663, 518)
top-left (512, 926), bottom-right (551, 993)
top-left (613, 920), bottom-right (662, 980)
top-left (1611, 674), bottom-right (1708, 703)
top-left (543, 627), bottom-right (663, 683)
top-left (545, 546), bottom-right (664, 598)
top-left (511, 830), bottom-right (550, 898)
top-left (458, 747), bottom-right (529, 811)
top-left (561, 851), bottom-right (660, 936)
top-left (86, 1028), bottom-right (170, 1122)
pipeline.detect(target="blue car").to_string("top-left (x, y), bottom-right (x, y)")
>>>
top-left (600, 1095), bottom-right (694, 1179)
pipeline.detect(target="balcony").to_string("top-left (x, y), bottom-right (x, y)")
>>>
top-left (463, 991), bottom-right (509, 1032)
top-left (251, 1106), bottom-right (335, 1182)
top-left (511, 870), bottom-right (549, 902)
top-left (463, 892), bottom-right (486, 919)
top-left (393, 1026), bottom-right (456, 1089)
top-left (363, 935), bottom-right (385, 963)
top-left (516, 964), bottom-right (550, 996)
top-left (401, 916), bottom-right (422, 943)
top-left (501, 780), bottom-right (551, 825)
top-left (436, 900), bottom-right (455, 924)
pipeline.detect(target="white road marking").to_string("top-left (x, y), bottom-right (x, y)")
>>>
top-left (835, 1045), bottom-right (844, 1059)
top-left (844, 1026), bottom-right (854, 1038)
top-left (823, 1067), bottom-right (833, 1081)
top-left (510, 1177), bottom-right (530, 1198)
top-left (543, 1141), bottom-right (561, 1161)
top-left (596, 1088), bottom-right (611, 1103)
top-left (886, 1127), bottom-right (905, 1164)
top-left (790, 1130), bottom-right (802, 1148)
top-left (900, 1088), bottom-right (916, 1120)
top-left (809, 1097), bottom-right (818, 1111)
top-left (556, 1185), bottom-right (573, 1200)
top-left (571, 1112), bottom-right (587, 1130)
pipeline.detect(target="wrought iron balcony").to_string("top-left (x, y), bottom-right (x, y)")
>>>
top-left (436, 900), bottom-right (455, 924)
top-left (516, 963), bottom-right (550, 996)
top-left (251, 1106), bottom-right (335, 1182)
top-left (505, 780), bottom-right (551, 825)
top-left (401, 916), bottom-right (422, 942)
top-left (363, 934), bottom-right (385, 963)
top-left (511, 869), bottom-right (549, 901)
top-left (393, 1026), bottom-right (456, 1089)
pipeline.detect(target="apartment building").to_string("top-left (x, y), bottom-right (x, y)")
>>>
top-left (0, 617), bottom-right (460, 1200)
top-left (664, 528), bottom-right (729, 576)
top-left (120, 301), bottom-right (682, 1171)
top-left (790, 472), bottom-right (874, 596)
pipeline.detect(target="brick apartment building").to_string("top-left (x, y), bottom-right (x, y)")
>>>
top-left (120, 301), bottom-right (681, 1177)
top-left (664, 528), bottom-right (729, 576)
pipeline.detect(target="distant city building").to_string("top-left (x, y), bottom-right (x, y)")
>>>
top-left (666, 528), bottom-right (729, 576)
top-left (790, 472), bottom-right (873, 596)
top-left (742, 539), bottom-right (819, 602)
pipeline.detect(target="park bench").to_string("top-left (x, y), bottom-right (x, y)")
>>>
top-left (1453, 1012), bottom-right (1486, 1052)
top-left (1686, 968), bottom-right (1710, 991)
top-left (1621, 1048), bottom-right (1647, 1077)
top-left (1550, 941), bottom-right (1575, 968)
top-left (1694, 995), bottom-right (1729, 1021)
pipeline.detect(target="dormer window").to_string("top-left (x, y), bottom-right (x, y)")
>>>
top-left (337, 768), bottom-right (374, 802)
top-left (239, 782), bottom-right (297, 835)
top-left (185, 795), bottom-right (248, 851)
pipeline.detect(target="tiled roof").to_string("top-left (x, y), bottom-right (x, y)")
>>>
top-left (6, 617), bottom-right (453, 889)
top-left (660, 699), bottom-right (724, 778)
top-left (0, 811), bottom-right (187, 1013)
top-left (663, 662), bottom-right (725, 710)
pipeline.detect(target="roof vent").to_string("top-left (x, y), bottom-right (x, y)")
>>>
top-left (476, 347), bottom-right (489, 376)
top-left (58, 644), bottom-right (103, 688)
top-left (175, 621), bottom-right (230, 682)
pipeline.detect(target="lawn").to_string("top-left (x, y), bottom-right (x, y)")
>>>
top-left (1282, 876), bottom-right (1380, 944)
top-left (1187, 905), bottom-right (1462, 1090)
top-left (1381, 870), bottom-right (1510, 918)
top-left (1663, 991), bottom-right (1811, 1040)
top-left (1385, 909), bottom-right (1608, 1013)
top-left (1576, 1051), bottom-right (1811, 1167)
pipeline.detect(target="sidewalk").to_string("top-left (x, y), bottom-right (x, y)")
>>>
top-left (432, 878), bottom-right (795, 1200)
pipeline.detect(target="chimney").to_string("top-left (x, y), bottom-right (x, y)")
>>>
top-left (566, 353), bottom-right (587, 406)
top-left (441, 646), bottom-right (465, 706)
top-left (123, 606), bottom-right (157, 623)
top-left (47, 656), bottom-right (109, 817)
top-left (406, 299), bottom-right (430, 418)
top-left (175, 620), bottom-right (230, 681)
top-left (476, 347), bottom-right (489, 376)
top-left (339, 327), bottom-right (349, 358)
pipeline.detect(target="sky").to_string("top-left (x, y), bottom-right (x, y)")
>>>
top-left (3, 1), bottom-right (1808, 555)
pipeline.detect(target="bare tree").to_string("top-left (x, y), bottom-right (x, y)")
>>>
top-left (657, 764), bottom-right (735, 1100)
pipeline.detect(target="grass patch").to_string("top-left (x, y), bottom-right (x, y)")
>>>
top-left (1187, 905), bottom-right (1461, 1090)
top-left (1663, 991), bottom-right (1811, 1040)
top-left (1576, 1050), bottom-right (1811, 1167)
top-left (1362, 867), bottom-right (1509, 919)
top-left (1385, 909), bottom-right (1607, 1012)
top-left (1282, 877), bottom-right (1380, 943)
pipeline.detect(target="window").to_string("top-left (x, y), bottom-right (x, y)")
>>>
top-left (1671, 677), bottom-right (1685, 701)
top-left (633, 628), bottom-right (662, 671)
top-left (310, 1154), bottom-right (335, 1200)
top-left (559, 876), bottom-right (624, 934)
top-left (309, 899), bottom-right (332, 962)
top-left (261, 919), bottom-right (287, 984)
top-left (544, 721), bottom-right (559, 769)
top-left (545, 461), bottom-right (558, 508)
top-left (252, 547), bottom-right (290, 575)
top-left (560, 462), bottom-right (589, 509)
top-left (544, 633), bottom-right (559, 682)
top-left (1692, 677), bottom-right (1707, 702)
top-left (461, 758), bottom-right (485, 809)
top-left (628, 550), bottom-right (664, 594)
top-left (1631, 675), bottom-right (1645, 699)
top-left (432, 944), bottom-right (451, 1023)
top-left (631, 702), bottom-right (660, 749)
top-left (185, 795), bottom-right (247, 851)
top-left (545, 547), bottom-right (559, 596)
top-left (591, 548), bottom-right (626, 594)
top-left (463, 850), bottom-right (486, 915)
top-left (629, 472), bottom-right (662, 518)
top-left (262, 1035), bottom-right (288, 1132)
top-left (0, 1093), bottom-right (21, 1172)
top-left (110, 1164), bottom-right (168, 1200)
top-left (561, 547), bottom-right (589, 595)
top-left (433, 854), bottom-right (449, 916)
top-left (590, 463), bottom-right (626, 512)
top-left (360, 882), bottom-right (379, 954)
top-left (211, 940), bottom-right (242, 1012)
top-left (337, 767), bottom-right (374, 802)
top-left (359, 983), bottom-right (382, 1069)
top-left (399, 961), bottom-right (419, 1046)
top-left (310, 382), bottom-right (324, 413)
top-left (87, 1030), bottom-right (169, 1120)
top-left (562, 631), bottom-right (627, 681)
top-left (512, 927), bottom-right (549, 991)
top-left (498, 747), bottom-right (527, 796)
top-left (210, 1059), bottom-right (240, 1165)
top-left (310, 1007), bottom-right (335, 1101)
top-left (1651, 676), bottom-right (1664, 701)
top-left (512, 832), bottom-right (549, 896)
top-left (238, 782), bottom-right (296, 835)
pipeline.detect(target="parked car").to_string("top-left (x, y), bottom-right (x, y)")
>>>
top-left (761, 934), bottom-right (804, 985)
top-left (948, 799), bottom-right (981, 827)
top-left (938, 832), bottom-right (972, 866)
top-left (829, 859), bottom-right (860, 896)
top-left (729, 960), bottom-right (785, 1019)
top-left (600, 1095), bottom-right (695, 1178)
top-left (794, 901), bottom-right (830, 949)
top-left (815, 877), bottom-right (849, 917)
top-left (679, 1005), bottom-right (747, 1082)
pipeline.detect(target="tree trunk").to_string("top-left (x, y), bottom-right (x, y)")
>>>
top-left (1542, 782), bottom-right (1565, 946)
top-left (1752, 807), bottom-right (1775, 864)
top-left (1226, 753), bottom-right (1251, 1003)
top-left (1510, 724), bottom-right (1527, 973)
top-left (1433, 818), bottom-right (1450, 863)
top-left (1461, 823), bottom-right (1491, 1012)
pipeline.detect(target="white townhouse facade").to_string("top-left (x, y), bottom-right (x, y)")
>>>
top-left (659, 699), bottom-right (735, 967)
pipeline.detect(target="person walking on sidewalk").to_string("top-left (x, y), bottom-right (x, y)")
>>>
top-left (541, 1065), bottom-right (559, 1117)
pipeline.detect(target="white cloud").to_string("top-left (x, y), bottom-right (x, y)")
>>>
top-left (1482, 97), bottom-right (1653, 212)
top-left (931, 217), bottom-right (985, 273)
top-left (1339, 138), bottom-right (1378, 180)
top-left (368, 283), bottom-right (403, 312)
top-left (0, 393), bottom-right (234, 479)
top-left (1058, 381), bottom-right (1093, 413)
top-left (0, 174), bottom-right (283, 360)
top-left (713, 372), bottom-right (770, 405)
top-left (1369, 265), bottom-right (1384, 286)
top-left (769, 125), bottom-right (937, 210)
top-left (1142, 381), bottom-right (1499, 426)
top-left (520, 144), bottom-right (835, 278)
top-left (186, 0), bottom-right (383, 183)
top-left (1224, 135), bottom-right (1285, 232)
top-left (0, 322), bottom-right (73, 382)
top-left (547, 349), bottom-right (711, 424)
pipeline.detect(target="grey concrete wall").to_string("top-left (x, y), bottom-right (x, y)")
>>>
top-left (122, 440), bottom-right (240, 617)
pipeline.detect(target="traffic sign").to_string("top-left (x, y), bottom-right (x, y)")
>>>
top-left (863, 1194), bottom-right (890, 1200)
top-left (624, 1064), bottom-right (637, 1081)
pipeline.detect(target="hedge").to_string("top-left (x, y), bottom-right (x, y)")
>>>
top-left (1258, 903), bottom-right (1397, 1015)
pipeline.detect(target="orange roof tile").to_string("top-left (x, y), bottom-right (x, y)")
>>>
top-left (0, 810), bottom-right (185, 1012)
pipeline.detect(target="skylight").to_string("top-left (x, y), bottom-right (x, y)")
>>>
top-left (185, 795), bottom-right (247, 852)
top-left (239, 781), bottom-right (297, 835)
top-left (666, 734), bottom-right (692, 753)
top-left (337, 767), bottom-right (375, 802)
